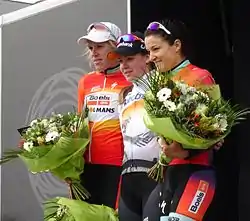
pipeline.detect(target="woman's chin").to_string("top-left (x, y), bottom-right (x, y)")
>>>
top-left (126, 76), bottom-right (136, 82)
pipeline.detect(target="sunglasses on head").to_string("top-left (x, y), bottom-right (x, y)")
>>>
top-left (147, 22), bottom-right (171, 35)
top-left (117, 34), bottom-right (144, 44)
top-left (87, 22), bottom-right (117, 40)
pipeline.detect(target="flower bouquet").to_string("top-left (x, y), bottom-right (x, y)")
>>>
top-left (0, 112), bottom-right (90, 200)
top-left (137, 70), bottom-right (250, 182)
top-left (44, 197), bottom-right (118, 221)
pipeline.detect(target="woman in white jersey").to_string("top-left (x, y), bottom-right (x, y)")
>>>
top-left (108, 31), bottom-right (162, 221)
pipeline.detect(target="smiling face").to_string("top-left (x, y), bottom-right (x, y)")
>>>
top-left (145, 35), bottom-right (182, 72)
top-left (86, 40), bottom-right (118, 71)
top-left (119, 53), bottom-right (148, 82)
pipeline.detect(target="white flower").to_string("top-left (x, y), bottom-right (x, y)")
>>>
top-left (70, 122), bottom-right (78, 133)
top-left (163, 100), bottom-right (176, 111)
top-left (218, 118), bottom-right (228, 131)
top-left (214, 114), bottom-right (228, 132)
top-left (195, 104), bottom-right (208, 114)
top-left (196, 91), bottom-right (209, 100)
top-left (176, 103), bottom-right (184, 110)
top-left (176, 82), bottom-right (188, 94)
top-left (41, 119), bottom-right (49, 127)
top-left (157, 88), bottom-right (172, 102)
top-left (49, 126), bottom-right (58, 132)
top-left (30, 119), bottom-right (38, 127)
top-left (56, 205), bottom-right (67, 218)
top-left (45, 131), bottom-right (60, 142)
top-left (23, 141), bottom-right (34, 152)
top-left (181, 94), bottom-right (197, 103)
top-left (187, 86), bottom-right (196, 93)
top-left (192, 94), bottom-right (199, 99)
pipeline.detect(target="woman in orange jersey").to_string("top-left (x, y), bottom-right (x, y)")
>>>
top-left (77, 22), bottom-right (131, 208)
top-left (143, 19), bottom-right (223, 221)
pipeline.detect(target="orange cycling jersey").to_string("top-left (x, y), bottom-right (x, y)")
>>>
top-left (78, 66), bottom-right (131, 166)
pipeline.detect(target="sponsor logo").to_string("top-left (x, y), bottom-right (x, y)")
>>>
top-left (124, 93), bottom-right (144, 105)
top-left (188, 180), bottom-right (209, 213)
top-left (160, 200), bottom-right (167, 214)
top-left (168, 217), bottom-right (180, 221)
top-left (111, 82), bottom-right (118, 89)
top-left (118, 42), bottom-right (133, 47)
top-left (141, 44), bottom-right (146, 49)
top-left (89, 107), bottom-right (115, 113)
top-left (89, 95), bottom-right (110, 101)
top-left (90, 86), bottom-right (101, 92)
top-left (87, 95), bottom-right (111, 106)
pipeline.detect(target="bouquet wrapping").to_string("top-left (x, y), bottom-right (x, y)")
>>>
top-left (44, 197), bottom-right (118, 221)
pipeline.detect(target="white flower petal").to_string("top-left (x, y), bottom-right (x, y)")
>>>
top-left (45, 131), bottom-right (60, 142)
top-left (163, 100), bottom-right (176, 111)
top-left (23, 142), bottom-right (34, 151)
top-left (157, 88), bottom-right (172, 102)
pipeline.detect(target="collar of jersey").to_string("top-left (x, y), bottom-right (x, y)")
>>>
top-left (170, 59), bottom-right (190, 75)
top-left (102, 65), bottom-right (120, 74)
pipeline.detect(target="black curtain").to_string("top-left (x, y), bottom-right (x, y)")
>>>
top-left (131, 0), bottom-right (238, 220)
top-left (233, 0), bottom-right (250, 220)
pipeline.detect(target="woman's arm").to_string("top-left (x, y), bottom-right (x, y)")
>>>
top-left (158, 137), bottom-right (224, 159)
top-left (78, 76), bottom-right (86, 113)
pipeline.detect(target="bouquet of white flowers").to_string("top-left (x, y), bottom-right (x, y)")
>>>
top-left (1, 112), bottom-right (90, 200)
top-left (137, 70), bottom-right (250, 181)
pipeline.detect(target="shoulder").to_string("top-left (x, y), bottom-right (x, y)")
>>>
top-left (78, 71), bottom-right (99, 84)
top-left (189, 64), bottom-right (215, 85)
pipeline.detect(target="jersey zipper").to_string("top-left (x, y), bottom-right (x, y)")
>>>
top-left (130, 92), bottom-right (136, 170)
top-left (88, 74), bottom-right (107, 162)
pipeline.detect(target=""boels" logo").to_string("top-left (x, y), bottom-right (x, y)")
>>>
top-left (87, 95), bottom-right (111, 106)
top-left (188, 180), bottom-right (209, 214)
top-left (89, 95), bottom-right (110, 101)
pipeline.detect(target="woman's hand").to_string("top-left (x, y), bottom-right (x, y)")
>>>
top-left (18, 138), bottom-right (25, 148)
top-left (158, 137), bottom-right (189, 159)
top-left (213, 139), bottom-right (224, 151)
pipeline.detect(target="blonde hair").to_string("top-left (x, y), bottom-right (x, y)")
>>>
top-left (82, 40), bottom-right (117, 70)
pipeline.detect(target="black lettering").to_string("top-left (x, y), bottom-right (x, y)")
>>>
top-left (89, 95), bottom-right (110, 101)
top-left (189, 192), bottom-right (205, 213)
top-left (93, 107), bottom-right (115, 113)
top-left (89, 95), bottom-right (98, 100)
top-left (168, 217), bottom-right (180, 221)
top-left (135, 93), bottom-right (144, 100)
top-left (98, 95), bottom-right (110, 100)
top-left (190, 205), bottom-right (197, 212)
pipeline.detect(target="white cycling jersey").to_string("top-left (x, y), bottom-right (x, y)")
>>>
top-left (119, 82), bottom-right (160, 174)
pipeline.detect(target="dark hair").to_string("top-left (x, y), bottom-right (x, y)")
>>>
top-left (132, 31), bottom-right (148, 56)
top-left (144, 19), bottom-right (191, 57)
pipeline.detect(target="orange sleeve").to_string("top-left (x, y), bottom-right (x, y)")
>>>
top-left (78, 76), bottom-right (85, 113)
top-left (191, 68), bottom-right (215, 86)
top-left (196, 69), bottom-right (215, 86)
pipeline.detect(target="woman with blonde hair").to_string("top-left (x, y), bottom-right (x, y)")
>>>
top-left (77, 22), bottom-right (131, 208)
